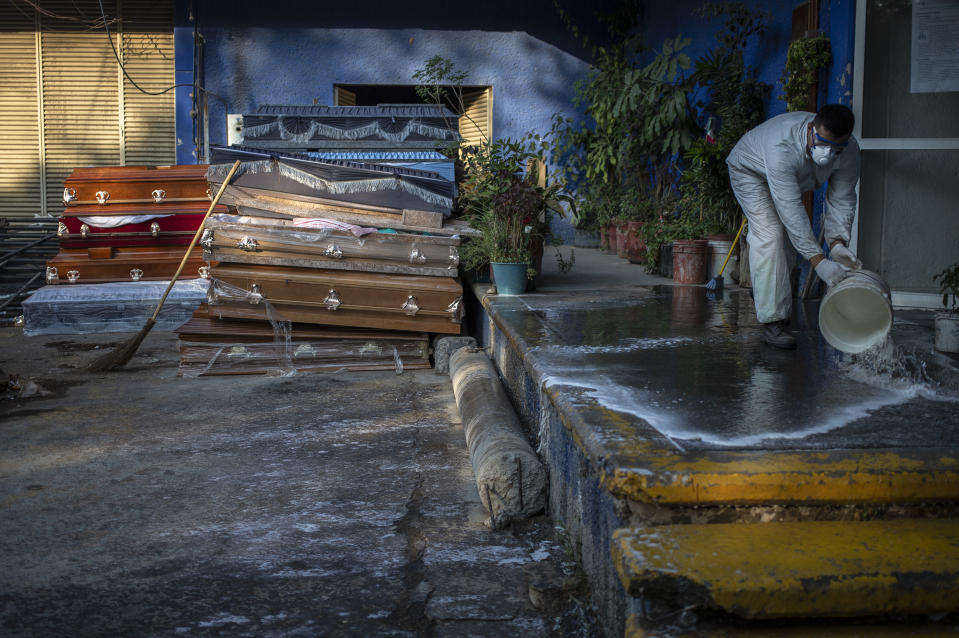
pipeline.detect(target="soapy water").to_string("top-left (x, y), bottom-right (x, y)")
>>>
top-left (840, 337), bottom-right (958, 402)
top-left (542, 368), bottom-right (923, 449)
top-left (540, 336), bottom-right (701, 356)
top-left (516, 289), bottom-right (957, 449)
top-left (534, 335), bottom-right (956, 450)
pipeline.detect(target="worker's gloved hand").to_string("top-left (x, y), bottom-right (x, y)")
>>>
top-left (815, 258), bottom-right (848, 287)
top-left (830, 244), bottom-right (862, 270)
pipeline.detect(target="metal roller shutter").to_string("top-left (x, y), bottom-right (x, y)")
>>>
top-left (40, 29), bottom-right (122, 214)
top-left (119, 0), bottom-right (175, 166)
top-left (0, 0), bottom-right (174, 217)
top-left (0, 7), bottom-right (43, 216)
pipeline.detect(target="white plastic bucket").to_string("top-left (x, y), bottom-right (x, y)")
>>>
top-left (707, 239), bottom-right (735, 286)
top-left (818, 269), bottom-right (893, 353)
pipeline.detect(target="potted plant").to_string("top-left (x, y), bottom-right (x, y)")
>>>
top-left (458, 135), bottom-right (572, 295)
top-left (624, 195), bottom-right (655, 264)
top-left (669, 208), bottom-right (714, 284)
top-left (934, 263), bottom-right (959, 353)
top-left (547, 24), bottom-right (697, 263)
top-left (573, 181), bottom-right (619, 254)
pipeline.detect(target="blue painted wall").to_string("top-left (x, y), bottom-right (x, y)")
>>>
top-left (173, 0), bottom-right (858, 243)
top-left (639, 0), bottom-right (855, 125)
top-left (173, 0), bottom-right (608, 165)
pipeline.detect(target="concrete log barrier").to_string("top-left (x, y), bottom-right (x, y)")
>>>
top-left (449, 347), bottom-right (547, 529)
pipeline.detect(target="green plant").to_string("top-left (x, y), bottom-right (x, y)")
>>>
top-left (549, 1), bottom-right (695, 233)
top-left (680, 2), bottom-right (770, 234)
top-left (458, 135), bottom-right (573, 278)
top-left (554, 246), bottom-right (576, 274)
top-left (780, 34), bottom-right (832, 112)
top-left (934, 263), bottom-right (959, 312)
top-left (636, 210), bottom-right (715, 272)
top-left (412, 55), bottom-right (487, 151)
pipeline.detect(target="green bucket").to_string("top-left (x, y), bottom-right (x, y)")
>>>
top-left (491, 262), bottom-right (528, 296)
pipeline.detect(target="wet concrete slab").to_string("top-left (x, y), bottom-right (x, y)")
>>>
top-left (481, 281), bottom-right (959, 506)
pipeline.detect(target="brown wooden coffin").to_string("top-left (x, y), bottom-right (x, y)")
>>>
top-left (208, 263), bottom-right (463, 334)
top-left (176, 309), bottom-right (431, 376)
top-left (62, 165), bottom-right (211, 207)
top-left (203, 214), bottom-right (460, 277)
top-left (45, 246), bottom-right (209, 284)
top-left (58, 211), bottom-right (207, 248)
top-left (221, 188), bottom-right (480, 238)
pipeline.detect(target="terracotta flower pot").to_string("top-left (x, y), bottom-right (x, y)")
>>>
top-left (625, 221), bottom-right (647, 264)
top-left (672, 239), bottom-right (709, 284)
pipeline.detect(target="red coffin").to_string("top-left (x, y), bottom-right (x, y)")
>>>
top-left (60, 201), bottom-right (226, 219)
top-left (58, 211), bottom-right (207, 248)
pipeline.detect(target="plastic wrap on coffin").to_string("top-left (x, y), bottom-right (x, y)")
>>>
top-left (176, 308), bottom-right (431, 376)
top-left (207, 263), bottom-right (463, 334)
top-left (204, 213), bottom-right (461, 277)
top-left (22, 279), bottom-right (207, 336)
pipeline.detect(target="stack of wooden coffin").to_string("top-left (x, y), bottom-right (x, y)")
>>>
top-left (21, 165), bottom-right (214, 336)
top-left (48, 164), bottom-right (216, 285)
top-left (176, 107), bottom-right (475, 376)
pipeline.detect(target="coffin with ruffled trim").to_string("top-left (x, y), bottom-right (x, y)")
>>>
top-left (207, 146), bottom-right (454, 218)
top-left (237, 104), bottom-right (461, 150)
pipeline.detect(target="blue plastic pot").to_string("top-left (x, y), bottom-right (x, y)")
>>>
top-left (490, 262), bottom-right (528, 296)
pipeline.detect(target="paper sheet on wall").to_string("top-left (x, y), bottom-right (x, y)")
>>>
top-left (911, 0), bottom-right (959, 93)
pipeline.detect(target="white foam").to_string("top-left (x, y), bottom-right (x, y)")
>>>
top-left (544, 371), bottom-right (923, 448)
top-left (537, 336), bottom-right (700, 356)
top-left (841, 339), bottom-right (959, 402)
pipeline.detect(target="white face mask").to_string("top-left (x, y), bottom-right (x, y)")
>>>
top-left (811, 145), bottom-right (837, 166)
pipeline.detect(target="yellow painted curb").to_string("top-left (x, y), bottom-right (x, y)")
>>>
top-left (625, 612), bottom-right (959, 637)
top-left (613, 519), bottom-right (959, 619)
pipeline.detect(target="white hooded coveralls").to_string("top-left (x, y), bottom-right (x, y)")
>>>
top-left (726, 111), bottom-right (860, 323)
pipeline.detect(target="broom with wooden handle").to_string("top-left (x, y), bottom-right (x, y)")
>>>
top-left (705, 217), bottom-right (746, 291)
top-left (88, 160), bottom-right (242, 372)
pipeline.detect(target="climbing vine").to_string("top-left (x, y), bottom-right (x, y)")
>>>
top-left (780, 35), bottom-right (832, 112)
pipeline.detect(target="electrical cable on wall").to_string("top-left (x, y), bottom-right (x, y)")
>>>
top-left (95, 0), bottom-right (224, 106)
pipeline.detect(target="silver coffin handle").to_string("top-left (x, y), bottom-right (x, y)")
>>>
top-left (401, 295), bottom-right (420, 316)
top-left (323, 289), bottom-right (342, 311)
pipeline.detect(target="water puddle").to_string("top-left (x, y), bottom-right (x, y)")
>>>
top-left (520, 287), bottom-right (957, 450)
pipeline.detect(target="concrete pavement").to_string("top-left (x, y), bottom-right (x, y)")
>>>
top-left (0, 328), bottom-right (597, 637)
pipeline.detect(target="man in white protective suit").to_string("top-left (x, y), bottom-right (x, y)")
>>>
top-left (726, 103), bottom-right (862, 349)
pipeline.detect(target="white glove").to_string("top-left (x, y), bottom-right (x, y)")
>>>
top-left (829, 243), bottom-right (862, 270)
top-left (815, 258), bottom-right (848, 287)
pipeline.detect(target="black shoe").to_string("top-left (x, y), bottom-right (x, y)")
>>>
top-left (762, 320), bottom-right (797, 349)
